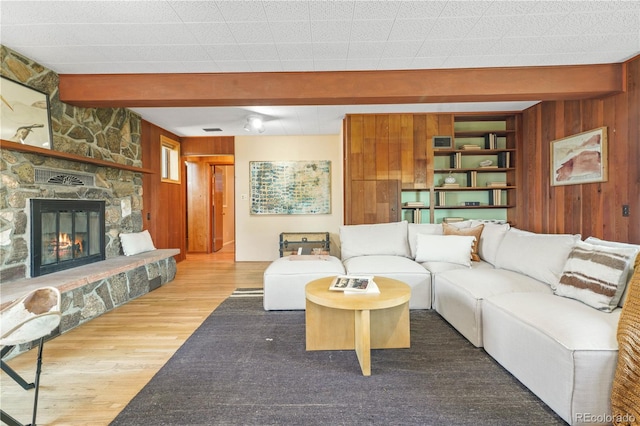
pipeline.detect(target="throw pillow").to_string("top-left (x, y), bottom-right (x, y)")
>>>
top-left (339, 221), bottom-right (411, 261)
top-left (415, 233), bottom-right (475, 267)
top-left (120, 230), bottom-right (156, 256)
top-left (443, 223), bottom-right (484, 262)
top-left (554, 240), bottom-right (638, 312)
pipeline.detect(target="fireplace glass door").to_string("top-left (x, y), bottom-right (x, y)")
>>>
top-left (31, 199), bottom-right (105, 277)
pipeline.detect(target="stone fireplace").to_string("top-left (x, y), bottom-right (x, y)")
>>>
top-left (29, 199), bottom-right (106, 277)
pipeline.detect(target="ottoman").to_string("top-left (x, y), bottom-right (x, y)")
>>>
top-left (263, 255), bottom-right (346, 310)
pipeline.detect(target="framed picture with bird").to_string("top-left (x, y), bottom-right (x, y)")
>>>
top-left (1, 76), bottom-right (53, 149)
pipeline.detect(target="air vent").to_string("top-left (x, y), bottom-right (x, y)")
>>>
top-left (203, 128), bottom-right (222, 132)
top-left (34, 167), bottom-right (95, 186)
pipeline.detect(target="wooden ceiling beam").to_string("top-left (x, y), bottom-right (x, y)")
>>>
top-left (59, 63), bottom-right (624, 108)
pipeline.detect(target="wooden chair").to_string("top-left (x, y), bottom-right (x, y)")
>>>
top-left (1, 287), bottom-right (61, 426)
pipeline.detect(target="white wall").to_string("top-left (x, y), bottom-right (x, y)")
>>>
top-left (235, 134), bottom-right (343, 261)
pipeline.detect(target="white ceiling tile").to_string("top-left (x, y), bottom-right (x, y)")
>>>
top-left (347, 42), bottom-right (385, 59)
top-left (503, 14), bottom-right (566, 37)
top-left (228, 22), bottom-right (274, 44)
top-left (452, 38), bottom-right (500, 57)
top-left (312, 42), bottom-right (349, 60)
top-left (388, 19), bottom-right (436, 41)
top-left (481, 1), bottom-right (536, 16)
top-left (346, 58), bottom-right (381, 70)
top-left (489, 37), bottom-right (527, 56)
top-left (101, 24), bottom-right (199, 46)
top-left (215, 60), bottom-right (253, 72)
top-left (442, 54), bottom-right (515, 69)
top-left (417, 39), bottom-right (463, 57)
top-left (549, 11), bottom-right (640, 36)
top-left (186, 23), bottom-right (236, 44)
top-left (395, 2), bottom-right (447, 19)
top-left (248, 60), bottom-right (283, 72)
top-left (308, 1), bottom-right (355, 21)
top-left (263, 1), bottom-right (310, 21)
top-left (168, 1), bottom-right (225, 23)
top-left (216, 1), bottom-right (268, 22)
top-left (277, 43), bottom-right (314, 61)
top-left (280, 60), bottom-right (316, 71)
top-left (310, 21), bottom-right (352, 43)
top-left (410, 56), bottom-right (448, 69)
top-left (352, 1), bottom-right (401, 20)
top-left (466, 16), bottom-right (519, 39)
top-left (239, 43), bottom-right (279, 61)
top-left (202, 44), bottom-right (246, 61)
top-left (1, 24), bottom-right (83, 46)
top-left (377, 57), bottom-right (417, 70)
top-left (381, 41), bottom-right (424, 58)
top-left (99, 45), bottom-right (210, 63)
top-left (178, 62), bottom-right (222, 73)
top-left (350, 20), bottom-right (395, 42)
top-left (426, 17), bottom-right (479, 39)
top-left (313, 59), bottom-right (347, 71)
top-left (269, 21), bottom-right (312, 43)
top-left (439, 1), bottom-right (491, 17)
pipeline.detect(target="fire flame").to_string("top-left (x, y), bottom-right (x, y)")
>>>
top-left (58, 232), bottom-right (83, 254)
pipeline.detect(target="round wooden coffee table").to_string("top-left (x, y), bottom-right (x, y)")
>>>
top-left (305, 276), bottom-right (411, 376)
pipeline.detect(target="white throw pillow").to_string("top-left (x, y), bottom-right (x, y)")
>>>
top-left (494, 230), bottom-right (580, 287)
top-left (555, 240), bottom-right (638, 312)
top-left (339, 221), bottom-right (410, 261)
top-left (407, 223), bottom-right (443, 259)
top-left (468, 221), bottom-right (511, 265)
top-left (415, 234), bottom-right (475, 267)
top-left (120, 230), bottom-right (156, 256)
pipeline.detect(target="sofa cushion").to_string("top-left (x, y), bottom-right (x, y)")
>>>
top-left (584, 237), bottom-right (640, 307)
top-left (494, 229), bottom-right (580, 287)
top-left (339, 221), bottom-right (410, 261)
top-left (407, 223), bottom-right (442, 259)
top-left (555, 240), bottom-right (638, 312)
top-left (443, 223), bottom-right (484, 261)
top-left (468, 221), bottom-right (510, 266)
top-left (415, 233), bottom-right (475, 267)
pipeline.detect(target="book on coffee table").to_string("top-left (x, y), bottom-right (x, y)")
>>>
top-left (329, 275), bottom-right (376, 293)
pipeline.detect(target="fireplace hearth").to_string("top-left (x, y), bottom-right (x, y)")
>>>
top-left (30, 199), bottom-right (106, 277)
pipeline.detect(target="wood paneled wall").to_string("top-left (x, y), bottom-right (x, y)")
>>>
top-left (343, 113), bottom-right (453, 225)
top-left (181, 136), bottom-right (234, 156)
top-left (141, 120), bottom-right (187, 260)
top-left (515, 56), bottom-right (639, 244)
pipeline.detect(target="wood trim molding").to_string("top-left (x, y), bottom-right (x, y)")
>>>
top-left (0, 139), bottom-right (154, 174)
top-left (59, 64), bottom-right (624, 108)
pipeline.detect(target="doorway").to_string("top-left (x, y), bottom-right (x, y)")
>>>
top-left (185, 157), bottom-right (235, 254)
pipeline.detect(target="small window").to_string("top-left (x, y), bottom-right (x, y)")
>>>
top-left (160, 136), bottom-right (181, 183)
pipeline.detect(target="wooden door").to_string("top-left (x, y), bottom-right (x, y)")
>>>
top-left (212, 165), bottom-right (224, 252)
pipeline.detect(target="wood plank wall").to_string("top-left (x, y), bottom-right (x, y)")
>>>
top-left (516, 56), bottom-right (639, 244)
top-left (141, 120), bottom-right (187, 260)
top-left (343, 113), bottom-right (453, 225)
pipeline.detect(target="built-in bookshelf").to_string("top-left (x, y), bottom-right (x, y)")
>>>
top-left (401, 113), bottom-right (517, 224)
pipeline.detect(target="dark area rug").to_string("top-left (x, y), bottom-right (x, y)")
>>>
top-left (111, 295), bottom-right (566, 425)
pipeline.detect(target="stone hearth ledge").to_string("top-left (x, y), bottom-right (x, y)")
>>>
top-left (0, 249), bottom-right (180, 309)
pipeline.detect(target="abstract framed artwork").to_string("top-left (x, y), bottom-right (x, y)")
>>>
top-left (250, 161), bottom-right (331, 214)
top-left (0, 76), bottom-right (53, 149)
top-left (550, 127), bottom-right (608, 186)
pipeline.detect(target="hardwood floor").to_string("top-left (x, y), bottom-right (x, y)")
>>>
top-left (1, 244), bottom-right (270, 425)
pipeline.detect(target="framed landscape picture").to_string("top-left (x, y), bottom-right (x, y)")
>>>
top-left (0, 76), bottom-right (53, 149)
top-left (550, 127), bottom-right (608, 186)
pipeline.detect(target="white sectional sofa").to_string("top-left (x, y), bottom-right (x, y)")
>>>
top-left (263, 219), bottom-right (640, 425)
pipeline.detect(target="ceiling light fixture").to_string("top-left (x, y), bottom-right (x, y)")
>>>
top-left (244, 115), bottom-right (265, 133)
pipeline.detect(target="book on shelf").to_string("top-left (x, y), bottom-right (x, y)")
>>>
top-left (412, 208), bottom-right (422, 224)
top-left (440, 183), bottom-right (460, 188)
top-left (497, 151), bottom-right (511, 168)
top-left (449, 152), bottom-right (462, 168)
top-left (438, 192), bottom-right (446, 206)
top-left (443, 217), bottom-right (465, 223)
top-left (463, 201), bottom-right (480, 206)
top-left (489, 189), bottom-right (503, 206)
top-left (461, 144), bottom-right (482, 150)
top-left (329, 275), bottom-right (380, 294)
top-left (479, 165), bottom-right (499, 169)
top-left (484, 133), bottom-right (498, 149)
top-left (487, 181), bottom-right (507, 187)
top-left (403, 201), bottom-right (425, 207)
top-left (466, 170), bottom-right (477, 187)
